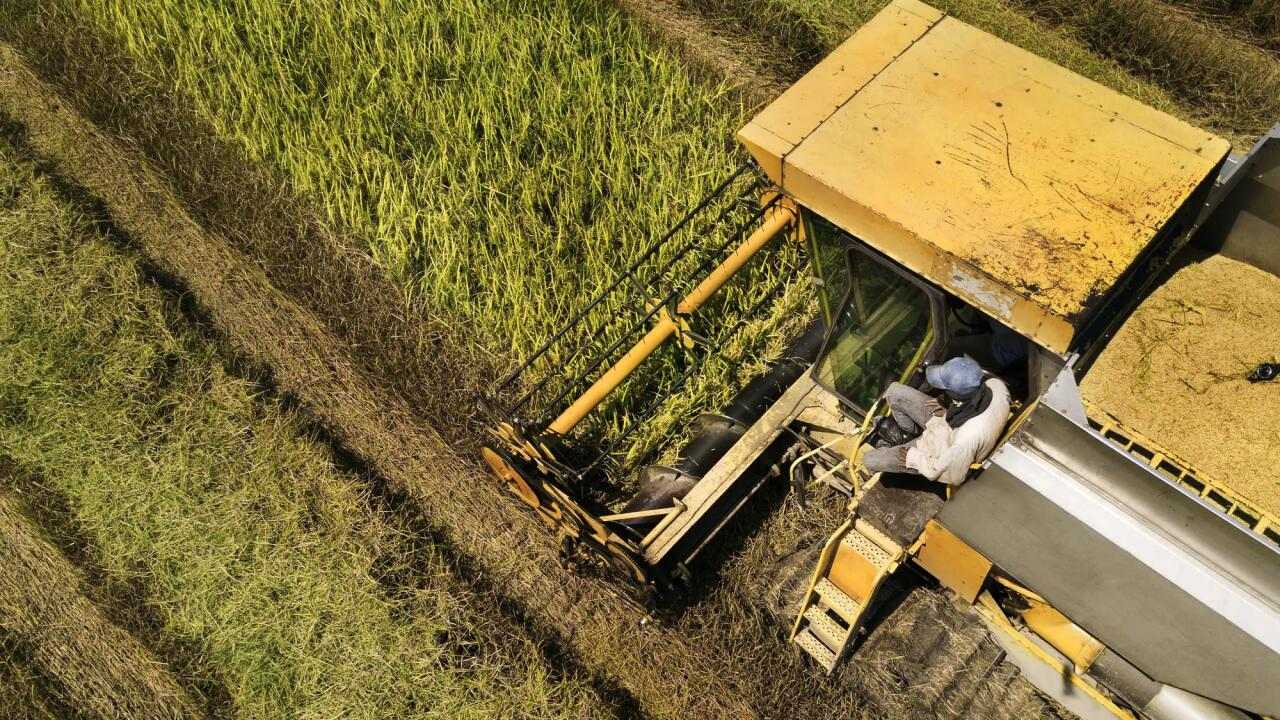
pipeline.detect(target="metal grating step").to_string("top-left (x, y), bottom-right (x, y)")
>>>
top-left (791, 516), bottom-right (907, 674)
top-left (803, 605), bottom-right (850, 648)
top-left (814, 578), bottom-right (862, 622)
top-left (842, 527), bottom-right (894, 566)
top-left (794, 628), bottom-right (837, 671)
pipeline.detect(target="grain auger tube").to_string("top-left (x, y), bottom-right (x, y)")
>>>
top-left (481, 167), bottom-right (805, 602)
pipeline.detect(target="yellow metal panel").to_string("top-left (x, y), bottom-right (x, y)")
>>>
top-left (914, 519), bottom-right (992, 603)
top-left (737, 123), bottom-right (787, 186)
top-left (744, 0), bottom-right (943, 151)
top-left (975, 593), bottom-right (1137, 720)
top-left (829, 543), bottom-right (878, 604)
top-left (1021, 602), bottom-right (1106, 674)
top-left (738, 2), bottom-right (1230, 354)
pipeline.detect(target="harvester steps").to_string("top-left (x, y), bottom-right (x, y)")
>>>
top-left (792, 517), bottom-right (907, 674)
top-left (814, 578), bottom-right (861, 621)
top-left (841, 527), bottom-right (893, 567)
top-left (793, 628), bottom-right (838, 671)
top-left (803, 605), bottom-right (849, 648)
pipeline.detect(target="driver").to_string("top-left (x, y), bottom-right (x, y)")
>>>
top-left (860, 355), bottom-right (1011, 486)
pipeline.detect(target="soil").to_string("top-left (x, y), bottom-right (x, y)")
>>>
top-left (1082, 253), bottom-right (1280, 518)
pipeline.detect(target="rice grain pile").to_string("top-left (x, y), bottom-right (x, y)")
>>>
top-left (1082, 253), bottom-right (1280, 518)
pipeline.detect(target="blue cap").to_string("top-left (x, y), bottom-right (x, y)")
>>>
top-left (926, 355), bottom-right (983, 398)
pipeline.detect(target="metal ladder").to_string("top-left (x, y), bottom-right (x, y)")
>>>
top-left (790, 516), bottom-right (905, 672)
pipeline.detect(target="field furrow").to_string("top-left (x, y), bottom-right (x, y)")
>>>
top-left (0, 488), bottom-right (205, 720)
top-left (0, 49), bottom-right (807, 719)
top-left (0, 635), bottom-right (77, 720)
top-left (0, 118), bottom-right (617, 720)
top-left (1, 0), bottom-right (1272, 718)
top-left (1163, 0), bottom-right (1280, 53)
top-left (1013, 0), bottom-right (1280, 139)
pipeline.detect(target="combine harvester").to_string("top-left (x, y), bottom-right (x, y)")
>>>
top-left (483, 2), bottom-right (1280, 718)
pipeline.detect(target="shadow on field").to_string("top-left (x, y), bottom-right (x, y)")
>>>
top-left (0, 630), bottom-right (85, 720)
top-left (0, 8), bottom-right (1073, 718)
top-left (0, 2), bottom-right (494, 453)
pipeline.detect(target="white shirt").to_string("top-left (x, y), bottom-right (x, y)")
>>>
top-left (905, 378), bottom-right (1011, 486)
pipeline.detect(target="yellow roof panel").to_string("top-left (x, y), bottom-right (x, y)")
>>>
top-left (738, 0), bottom-right (1230, 353)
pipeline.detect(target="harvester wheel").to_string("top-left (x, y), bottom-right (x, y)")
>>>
top-left (604, 538), bottom-right (648, 585)
top-left (481, 446), bottom-right (540, 508)
top-left (545, 484), bottom-right (610, 545)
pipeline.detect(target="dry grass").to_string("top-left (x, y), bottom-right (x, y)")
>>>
top-left (1015, 0), bottom-right (1280, 140)
top-left (0, 633), bottom-right (84, 720)
top-left (1165, 0), bottom-right (1280, 52)
top-left (0, 135), bottom-right (614, 720)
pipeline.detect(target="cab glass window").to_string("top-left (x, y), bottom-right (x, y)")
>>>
top-left (808, 216), bottom-right (935, 412)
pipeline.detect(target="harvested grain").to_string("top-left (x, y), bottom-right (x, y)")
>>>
top-left (1082, 254), bottom-right (1280, 518)
top-left (0, 634), bottom-right (75, 720)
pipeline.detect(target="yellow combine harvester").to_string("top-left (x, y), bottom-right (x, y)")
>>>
top-left (483, 2), bottom-right (1280, 718)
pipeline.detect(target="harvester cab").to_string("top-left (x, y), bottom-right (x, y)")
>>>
top-left (484, 1), bottom-right (1280, 718)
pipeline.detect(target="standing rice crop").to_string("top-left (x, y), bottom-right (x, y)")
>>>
top-left (69, 0), bottom-right (752, 361)
top-left (37, 0), bottom-right (816, 485)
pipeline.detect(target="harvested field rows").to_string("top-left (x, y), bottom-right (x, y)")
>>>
top-left (1167, 0), bottom-right (1280, 51)
top-left (0, 136), bottom-right (614, 719)
top-left (0, 637), bottom-right (72, 720)
top-left (0, 489), bottom-right (202, 720)
top-left (0, 51), bottom-right (827, 719)
top-left (686, 0), bottom-right (1278, 146)
top-left (1014, 0), bottom-right (1280, 139)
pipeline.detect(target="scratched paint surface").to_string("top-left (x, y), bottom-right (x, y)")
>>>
top-left (742, 2), bottom-right (1229, 340)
